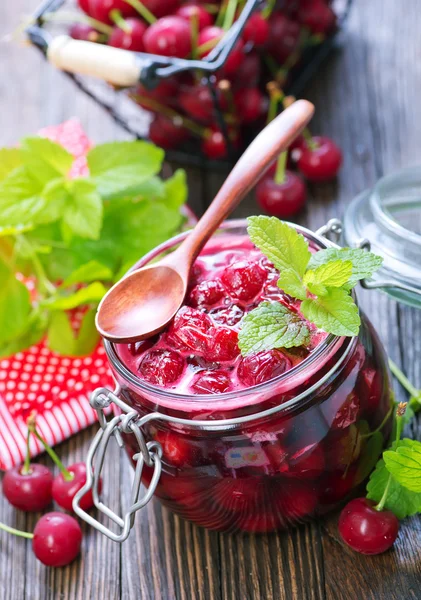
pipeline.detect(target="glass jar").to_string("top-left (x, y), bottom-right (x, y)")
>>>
top-left (86, 220), bottom-right (393, 537)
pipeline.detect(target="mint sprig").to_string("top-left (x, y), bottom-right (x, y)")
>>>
top-left (239, 216), bottom-right (383, 353)
top-left (0, 135), bottom-right (187, 358)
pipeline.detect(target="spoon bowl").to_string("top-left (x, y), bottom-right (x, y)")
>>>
top-left (96, 100), bottom-right (315, 343)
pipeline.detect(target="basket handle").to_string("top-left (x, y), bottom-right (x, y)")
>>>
top-left (47, 35), bottom-right (142, 86)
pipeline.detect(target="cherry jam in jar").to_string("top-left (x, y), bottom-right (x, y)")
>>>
top-left (106, 220), bottom-right (392, 534)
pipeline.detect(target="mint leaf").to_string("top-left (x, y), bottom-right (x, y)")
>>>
top-left (301, 288), bottom-right (361, 336)
top-left (20, 137), bottom-right (73, 186)
top-left (0, 148), bottom-right (22, 180)
top-left (0, 311), bottom-right (47, 359)
top-left (238, 301), bottom-right (310, 355)
top-left (87, 141), bottom-right (164, 200)
top-left (304, 260), bottom-right (352, 291)
top-left (277, 269), bottom-right (307, 300)
top-left (367, 440), bottom-right (421, 519)
top-left (0, 167), bottom-right (46, 227)
top-left (247, 216), bottom-right (310, 278)
top-left (163, 169), bottom-right (188, 209)
top-left (61, 260), bottom-right (113, 287)
top-left (61, 179), bottom-right (103, 240)
top-left (47, 311), bottom-right (76, 355)
top-left (43, 282), bottom-right (107, 310)
top-left (307, 248), bottom-right (383, 288)
top-left (384, 439), bottom-right (421, 492)
top-left (73, 309), bottom-right (100, 356)
top-left (0, 270), bottom-right (32, 343)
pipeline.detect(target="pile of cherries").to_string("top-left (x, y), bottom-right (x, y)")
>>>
top-left (0, 418), bottom-right (101, 567)
top-left (69, 1), bottom-right (342, 208)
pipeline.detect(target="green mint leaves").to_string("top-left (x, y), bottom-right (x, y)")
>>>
top-left (239, 216), bottom-right (383, 355)
top-left (0, 134), bottom-right (187, 358)
top-left (238, 302), bottom-right (310, 355)
top-left (367, 439), bottom-right (421, 519)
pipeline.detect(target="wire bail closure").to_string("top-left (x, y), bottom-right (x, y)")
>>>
top-left (72, 388), bottom-right (162, 543)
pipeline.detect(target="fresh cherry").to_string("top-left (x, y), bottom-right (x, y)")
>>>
top-left (179, 83), bottom-right (215, 122)
top-left (32, 512), bottom-right (83, 567)
top-left (144, 16), bottom-right (192, 58)
top-left (135, 78), bottom-right (179, 109)
top-left (237, 349), bottom-right (291, 387)
top-left (2, 464), bottom-right (53, 512)
top-left (191, 370), bottom-right (232, 394)
top-left (140, 0), bottom-right (180, 18)
top-left (242, 12), bottom-right (270, 47)
top-left (232, 52), bottom-right (261, 87)
top-left (267, 13), bottom-right (301, 64)
top-left (198, 26), bottom-right (245, 75)
top-left (297, 136), bottom-right (343, 182)
top-left (84, 0), bottom-right (136, 24)
top-left (234, 87), bottom-right (266, 123)
top-left (52, 462), bottom-right (101, 512)
top-left (221, 259), bottom-right (266, 301)
top-left (69, 23), bottom-right (102, 42)
top-left (297, 0), bottom-right (337, 35)
top-left (108, 18), bottom-right (147, 51)
top-left (256, 172), bottom-right (306, 217)
top-left (138, 349), bottom-right (185, 385)
top-left (148, 114), bottom-right (189, 149)
top-left (201, 127), bottom-right (228, 159)
top-left (176, 4), bottom-right (213, 30)
top-left (338, 498), bottom-right (399, 555)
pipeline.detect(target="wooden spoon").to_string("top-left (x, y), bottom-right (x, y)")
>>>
top-left (96, 100), bottom-right (315, 343)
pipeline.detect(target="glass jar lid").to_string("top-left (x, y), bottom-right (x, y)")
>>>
top-left (342, 166), bottom-right (421, 309)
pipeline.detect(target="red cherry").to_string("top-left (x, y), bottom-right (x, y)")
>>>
top-left (155, 431), bottom-right (192, 467)
top-left (237, 349), bottom-right (291, 387)
top-left (221, 259), bottom-right (266, 301)
top-left (207, 326), bottom-right (240, 361)
top-left (140, 0), bottom-right (180, 18)
top-left (148, 114), bottom-right (189, 149)
top-left (321, 391), bottom-right (361, 430)
top-left (297, 136), bottom-right (343, 182)
top-left (198, 26), bottom-right (244, 75)
top-left (144, 16), bottom-right (192, 58)
top-left (319, 467), bottom-right (356, 505)
top-left (242, 12), bottom-right (270, 47)
top-left (267, 443), bottom-right (325, 479)
top-left (358, 367), bottom-right (383, 416)
top-left (86, 0), bottom-right (136, 24)
top-left (232, 52), bottom-right (261, 87)
top-left (338, 498), bottom-right (399, 555)
top-left (32, 512), bottom-right (82, 567)
top-left (176, 4), bottom-right (213, 30)
top-left (191, 370), bottom-right (232, 394)
top-left (275, 480), bottom-right (318, 522)
top-left (189, 279), bottom-right (225, 307)
top-left (297, 0), bottom-right (337, 34)
top-left (166, 306), bottom-right (212, 352)
top-left (78, 0), bottom-right (91, 12)
top-left (69, 23), bottom-right (102, 42)
top-left (138, 349), bottom-right (185, 385)
top-left (52, 462), bottom-right (101, 512)
top-left (234, 88), bottom-right (266, 123)
top-left (135, 78), bottom-right (179, 109)
top-left (179, 84), bottom-right (215, 122)
top-left (267, 13), bottom-right (301, 64)
top-left (201, 128), bottom-right (226, 159)
top-left (2, 464), bottom-right (53, 512)
top-left (108, 18), bottom-right (147, 51)
top-left (256, 172), bottom-right (306, 217)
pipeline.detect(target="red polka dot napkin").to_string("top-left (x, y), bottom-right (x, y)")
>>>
top-left (0, 120), bottom-right (114, 470)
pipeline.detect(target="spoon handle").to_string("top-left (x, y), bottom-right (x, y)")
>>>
top-left (173, 99), bottom-right (315, 265)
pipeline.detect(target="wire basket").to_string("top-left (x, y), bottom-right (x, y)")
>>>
top-left (27, 0), bottom-right (352, 169)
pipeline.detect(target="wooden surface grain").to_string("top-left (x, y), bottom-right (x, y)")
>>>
top-left (1, 1), bottom-right (421, 599)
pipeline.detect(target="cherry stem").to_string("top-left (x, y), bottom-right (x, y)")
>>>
top-left (261, 0), bottom-right (276, 19)
top-left (29, 427), bottom-right (74, 482)
top-left (266, 82), bottom-right (284, 125)
top-left (190, 13), bottom-right (199, 60)
top-left (360, 403), bottom-right (394, 439)
top-left (198, 35), bottom-right (221, 56)
top-left (389, 359), bottom-right (420, 407)
top-left (202, 4), bottom-right (219, 14)
top-left (0, 522), bottom-right (33, 540)
top-left (274, 151), bottom-right (287, 185)
top-left (375, 403), bottom-right (406, 512)
top-left (215, 0), bottom-right (228, 28)
top-left (222, 0), bottom-right (238, 31)
top-left (122, 0), bottom-right (156, 24)
top-left (110, 10), bottom-right (130, 33)
top-left (42, 10), bottom-right (113, 35)
top-left (130, 93), bottom-right (207, 137)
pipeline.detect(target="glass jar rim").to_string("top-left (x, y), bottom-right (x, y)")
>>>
top-left (105, 219), bottom-right (349, 409)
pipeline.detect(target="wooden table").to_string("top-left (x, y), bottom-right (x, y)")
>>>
top-left (1, 1), bottom-right (421, 598)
